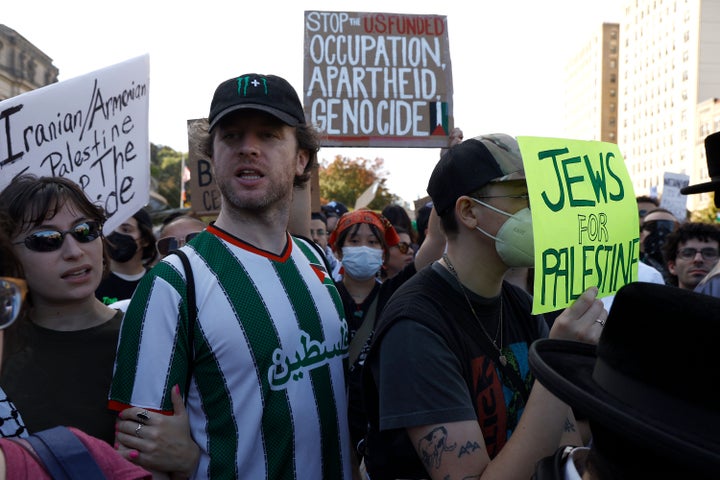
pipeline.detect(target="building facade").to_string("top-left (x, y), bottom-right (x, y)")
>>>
top-left (617, 0), bottom-right (720, 207)
top-left (0, 24), bottom-right (58, 100)
top-left (564, 23), bottom-right (620, 144)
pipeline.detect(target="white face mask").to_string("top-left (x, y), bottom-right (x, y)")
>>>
top-left (471, 199), bottom-right (535, 267)
top-left (341, 246), bottom-right (384, 280)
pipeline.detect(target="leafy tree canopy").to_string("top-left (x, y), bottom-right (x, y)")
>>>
top-left (319, 155), bottom-right (398, 211)
top-left (689, 194), bottom-right (719, 223)
top-left (150, 143), bottom-right (184, 209)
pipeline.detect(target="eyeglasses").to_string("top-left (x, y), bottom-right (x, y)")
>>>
top-left (156, 232), bottom-right (201, 256)
top-left (474, 194), bottom-right (530, 201)
top-left (395, 242), bottom-right (412, 254)
top-left (13, 221), bottom-right (103, 252)
top-left (0, 277), bottom-right (27, 329)
top-left (641, 219), bottom-right (678, 234)
top-left (677, 247), bottom-right (719, 260)
top-left (311, 229), bottom-right (328, 237)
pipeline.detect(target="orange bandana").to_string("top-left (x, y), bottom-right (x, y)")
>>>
top-left (328, 209), bottom-right (400, 250)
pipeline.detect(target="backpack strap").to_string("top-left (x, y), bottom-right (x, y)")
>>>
top-left (23, 426), bottom-right (106, 479)
top-left (171, 249), bottom-right (196, 400)
top-left (348, 294), bottom-right (379, 367)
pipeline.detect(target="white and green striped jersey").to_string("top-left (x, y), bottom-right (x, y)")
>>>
top-left (110, 225), bottom-right (352, 480)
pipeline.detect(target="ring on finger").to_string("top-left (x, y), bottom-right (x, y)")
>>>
top-left (134, 422), bottom-right (144, 439)
top-left (137, 410), bottom-right (150, 424)
top-left (595, 318), bottom-right (606, 327)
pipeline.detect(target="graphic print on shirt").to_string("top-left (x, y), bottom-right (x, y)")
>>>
top-left (470, 343), bottom-right (529, 458)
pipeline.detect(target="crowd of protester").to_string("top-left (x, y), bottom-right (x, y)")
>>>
top-left (0, 73), bottom-right (718, 480)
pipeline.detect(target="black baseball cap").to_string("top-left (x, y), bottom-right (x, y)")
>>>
top-left (208, 74), bottom-right (306, 131)
top-left (427, 134), bottom-right (525, 215)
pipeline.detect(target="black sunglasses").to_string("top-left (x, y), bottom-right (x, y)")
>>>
top-left (13, 221), bottom-right (103, 252)
top-left (395, 241), bottom-right (412, 254)
top-left (157, 232), bottom-right (201, 256)
top-left (0, 277), bottom-right (27, 329)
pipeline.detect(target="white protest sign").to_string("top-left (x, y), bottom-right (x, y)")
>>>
top-left (0, 55), bottom-right (150, 233)
top-left (660, 172), bottom-right (690, 221)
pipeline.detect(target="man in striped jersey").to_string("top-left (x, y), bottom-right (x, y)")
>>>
top-left (109, 74), bottom-right (352, 480)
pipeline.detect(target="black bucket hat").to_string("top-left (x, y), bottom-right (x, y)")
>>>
top-left (529, 282), bottom-right (720, 473)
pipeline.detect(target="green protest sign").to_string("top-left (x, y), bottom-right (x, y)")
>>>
top-left (517, 137), bottom-right (639, 314)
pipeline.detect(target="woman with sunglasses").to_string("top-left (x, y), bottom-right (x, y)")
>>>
top-left (0, 208), bottom-right (152, 478)
top-left (382, 226), bottom-right (415, 280)
top-left (328, 208), bottom-right (445, 464)
top-left (0, 174), bottom-right (122, 445)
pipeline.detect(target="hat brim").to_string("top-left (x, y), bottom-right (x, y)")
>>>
top-left (680, 179), bottom-right (720, 195)
top-left (208, 104), bottom-right (301, 130)
top-left (529, 340), bottom-right (720, 470)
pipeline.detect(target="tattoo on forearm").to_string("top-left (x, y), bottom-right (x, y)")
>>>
top-left (418, 426), bottom-right (457, 470)
top-left (458, 441), bottom-right (482, 458)
top-left (564, 417), bottom-right (576, 433)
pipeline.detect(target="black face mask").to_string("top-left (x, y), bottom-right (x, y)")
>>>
top-left (106, 232), bottom-right (139, 263)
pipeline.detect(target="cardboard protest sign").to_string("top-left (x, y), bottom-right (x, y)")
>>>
top-left (304, 11), bottom-right (453, 148)
top-left (660, 172), bottom-right (690, 221)
top-left (0, 55), bottom-right (150, 233)
top-left (518, 137), bottom-right (639, 314)
top-left (186, 119), bottom-right (221, 217)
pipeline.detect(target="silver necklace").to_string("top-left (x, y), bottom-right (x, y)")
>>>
top-left (442, 253), bottom-right (507, 366)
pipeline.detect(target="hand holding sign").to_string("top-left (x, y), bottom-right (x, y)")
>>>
top-left (547, 285), bottom-right (607, 345)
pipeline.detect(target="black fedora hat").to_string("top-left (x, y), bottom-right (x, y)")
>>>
top-left (529, 282), bottom-right (720, 473)
top-left (681, 131), bottom-right (720, 206)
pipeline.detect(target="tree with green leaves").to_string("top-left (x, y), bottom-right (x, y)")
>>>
top-left (689, 195), bottom-right (719, 223)
top-left (150, 143), bottom-right (184, 208)
top-left (319, 155), bottom-right (398, 211)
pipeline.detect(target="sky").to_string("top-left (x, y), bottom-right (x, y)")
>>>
top-left (5, 0), bottom-right (625, 209)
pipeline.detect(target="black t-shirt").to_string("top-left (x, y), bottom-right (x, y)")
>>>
top-left (363, 262), bottom-right (548, 479)
top-left (0, 311), bottom-right (124, 444)
top-left (95, 271), bottom-right (144, 305)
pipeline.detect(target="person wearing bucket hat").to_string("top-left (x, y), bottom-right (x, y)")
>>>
top-left (530, 282), bottom-right (720, 478)
top-left (680, 131), bottom-right (720, 298)
top-left (109, 74), bottom-right (353, 479)
top-left (328, 208), bottom-right (445, 462)
top-left (361, 134), bottom-right (607, 480)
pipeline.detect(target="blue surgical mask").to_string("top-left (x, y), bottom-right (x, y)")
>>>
top-left (341, 246), bottom-right (384, 280)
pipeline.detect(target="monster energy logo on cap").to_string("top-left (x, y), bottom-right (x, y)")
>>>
top-left (208, 73), bottom-right (306, 130)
